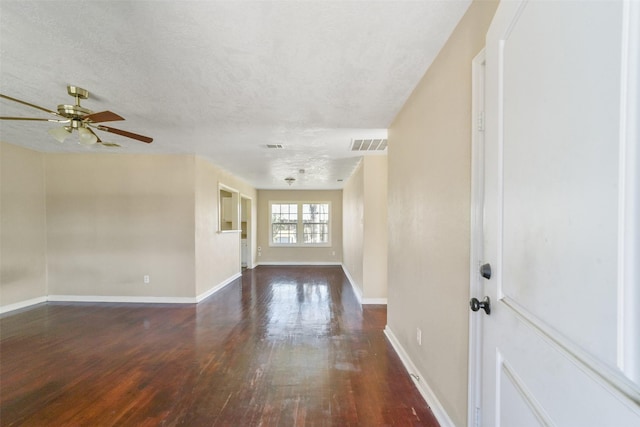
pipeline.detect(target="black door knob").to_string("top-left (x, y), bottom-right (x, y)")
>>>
top-left (470, 296), bottom-right (491, 315)
top-left (480, 263), bottom-right (492, 280)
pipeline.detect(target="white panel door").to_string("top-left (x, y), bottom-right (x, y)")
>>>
top-left (479, 1), bottom-right (640, 425)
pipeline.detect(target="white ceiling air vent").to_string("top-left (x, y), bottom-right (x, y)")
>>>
top-left (350, 139), bottom-right (388, 152)
top-left (266, 144), bottom-right (284, 149)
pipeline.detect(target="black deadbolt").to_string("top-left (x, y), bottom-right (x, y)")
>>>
top-left (480, 263), bottom-right (492, 280)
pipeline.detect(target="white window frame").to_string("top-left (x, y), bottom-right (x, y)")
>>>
top-left (269, 201), bottom-right (332, 247)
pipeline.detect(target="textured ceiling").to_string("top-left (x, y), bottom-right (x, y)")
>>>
top-left (0, 0), bottom-right (470, 189)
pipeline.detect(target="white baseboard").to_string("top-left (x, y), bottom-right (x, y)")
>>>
top-left (0, 296), bottom-right (47, 314)
top-left (340, 265), bottom-right (387, 306)
top-left (340, 264), bottom-right (363, 305)
top-left (47, 295), bottom-right (197, 304)
top-left (362, 298), bottom-right (388, 305)
top-left (255, 262), bottom-right (342, 266)
top-left (196, 272), bottom-right (242, 302)
top-left (3, 274), bottom-right (245, 312)
top-left (384, 326), bottom-right (455, 427)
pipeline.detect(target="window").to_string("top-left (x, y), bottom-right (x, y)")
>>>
top-left (302, 203), bottom-right (329, 243)
top-left (270, 202), bottom-right (330, 246)
top-left (271, 203), bottom-right (298, 244)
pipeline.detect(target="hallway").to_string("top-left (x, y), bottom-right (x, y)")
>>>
top-left (0, 266), bottom-right (437, 426)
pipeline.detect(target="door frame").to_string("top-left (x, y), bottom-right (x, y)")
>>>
top-left (240, 194), bottom-right (254, 269)
top-left (468, 47), bottom-right (486, 427)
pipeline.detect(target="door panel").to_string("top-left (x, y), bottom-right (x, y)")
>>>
top-left (499, 356), bottom-right (552, 427)
top-left (482, 1), bottom-right (640, 425)
top-left (502, 0), bottom-right (621, 366)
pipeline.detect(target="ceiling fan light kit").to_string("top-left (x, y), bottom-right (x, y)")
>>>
top-left (0, 85), bottom-right (153, 147)
top-left (47, 126), bottom-right (72, 143)
top-left (78, 127), bottom-right (98, 145)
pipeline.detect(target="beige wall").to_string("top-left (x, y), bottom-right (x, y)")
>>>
top-left (362, 156), bottom-right (388, 301)
top-left (342, 161), bottom-right (364, 295)
top-left (342, 156), bottom-right (388, 302)
top-left (1, 148), bottom-right (256, 307)
top-left (195, 156), bottom-right (257, 297)
top-left (0, 142), bottom-right (47, 308)
top-left (45, 153), bottom-right (197, 298)
top-left (387, 1), bottom-right (498, 426)
top-left (257, 190), bottom-right (342, 264)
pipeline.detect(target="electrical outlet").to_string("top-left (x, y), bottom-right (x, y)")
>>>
top-left (144, 275), bottom-right (150, 284)
top-left (416, 328), bottom-right (422, 346)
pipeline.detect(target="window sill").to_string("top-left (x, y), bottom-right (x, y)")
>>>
top-left (269, 243), bottom-right (332, 248)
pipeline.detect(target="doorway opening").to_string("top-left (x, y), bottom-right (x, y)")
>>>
top-left (240, 195), bottom-right (253, 270)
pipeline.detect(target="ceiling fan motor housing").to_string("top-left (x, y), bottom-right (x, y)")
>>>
top-left (58, 85), bottom-right (92, 118)
top-left (57, 104), bottom-right (93, 118)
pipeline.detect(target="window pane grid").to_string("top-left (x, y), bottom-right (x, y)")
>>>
top-left (271, 203), bottom-right (299, 244)
top-left (302, 204), bottom-right (329, 223)
top-left (271, 202), bottom-right (330, 246)
top-left (302, 203), bottom-right (329, 243)
top-left (272, 223), bottom-right (297, 244)
top-left (303, 223), bottom-right (328, 243)
top-left (271, 203), bottom-right (298, 223)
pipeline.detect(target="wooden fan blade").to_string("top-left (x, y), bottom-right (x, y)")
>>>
top-left (0, 116), bottom-right (70, 123)
top-left (1, 94), bottom-right (62, 117)
top-left (96, 125), bottom-right (153, 143)
top-left (84, 110), bottom-right (124, 123)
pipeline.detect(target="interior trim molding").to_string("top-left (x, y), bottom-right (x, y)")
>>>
top-left (340, 264), bottom-right (363, 305)
top-left (384, 326), bottom-right (455, 427)
top-left (468, 47), bottom-right (487, 427)
top-left (498, 352), bottom-right (554, 425)
top-left (362, 298), bottom-right (387, 305)
top-left (47, 295), bottom-right (197, 304)
top-left (0, 296), bottom-right (47, 314)
top-left (502, 296), bottom-right (640, 406)
top-left (341, 265), bottom-right (387, 305)
top-left (196, 272), bottom-right (242, 302)
top-left (618, 0), bottom-right (640, 385)
top-left (256, 262), bottom-right (342, 266)
top-left (2, 274), bottom-right (245, 313)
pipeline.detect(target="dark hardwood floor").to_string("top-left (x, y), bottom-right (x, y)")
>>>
top-left (1, 266), bottom-right (438, 426)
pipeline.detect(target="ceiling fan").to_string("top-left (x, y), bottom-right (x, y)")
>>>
top-left (0, 85), bottom-right (153, 147)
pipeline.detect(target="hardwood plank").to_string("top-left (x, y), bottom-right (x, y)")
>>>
top-left (1, 266), bottom-right (438, 426)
